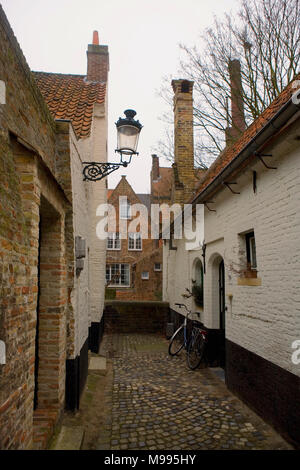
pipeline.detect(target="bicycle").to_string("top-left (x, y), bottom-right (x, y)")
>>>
top-left (168, 303), bottom-right (208, 370)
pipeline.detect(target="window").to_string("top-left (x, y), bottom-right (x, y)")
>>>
top-left (107, 232), bottom-right (121, 250)
top-left (106, 263), bottom-right (130, 287)
top-left (141, 271), bottom-right (149, 280)
top-left (120, 200), bottom-right (131, 219)
top-left (128, 232), bottom-right (142, 251)
top-left (154, 263), bottom-right (162, 271)
top-left (245, 232), bottom-right (257, 269)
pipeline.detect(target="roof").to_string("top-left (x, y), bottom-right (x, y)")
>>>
top-left (33, 72), bottom-right (106, 139)
top-left (151, 167), bottom-right (173, 200)
top-left (136, 194), bottom-right (151, 212)
top-left (192, 74), bottom-right (300, 202)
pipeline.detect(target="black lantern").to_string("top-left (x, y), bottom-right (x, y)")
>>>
top-left (116, 109), bottom-right (142, 164)
top-left (82, 109), bottom-right (142, 181)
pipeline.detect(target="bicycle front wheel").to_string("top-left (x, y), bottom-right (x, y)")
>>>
top-left (187, 330), bottom-right (205, 370)
top-left (168, 325), bottom-right (185, 356)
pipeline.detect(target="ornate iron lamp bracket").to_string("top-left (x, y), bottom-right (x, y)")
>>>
top-left (82, 161), bottom-right (128, 182)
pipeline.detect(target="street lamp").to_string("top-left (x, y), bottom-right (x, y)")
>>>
top-left (82, 109), bottom-right (142, 181)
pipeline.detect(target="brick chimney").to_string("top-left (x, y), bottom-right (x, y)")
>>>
top-left (86, 30), bottom-right (109, 83)
top-left (151, 154), bottom-right (160, 181)
top-left (171, 79), bottom-right (195, 204)
top-left (225, 59), bottom-right (246, 145)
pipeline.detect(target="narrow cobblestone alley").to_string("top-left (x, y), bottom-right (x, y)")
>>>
top-left (90, 333), bottom-right (291, 451)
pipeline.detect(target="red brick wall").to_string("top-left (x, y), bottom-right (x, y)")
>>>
top-left (87, 44), bottom-right (109, 83)
top-left (104, 301), bottom-right (169, 334)
top-left (0, 6), bottom-right (72, 449)
top-left (106, 177), bottom-right (163, 301)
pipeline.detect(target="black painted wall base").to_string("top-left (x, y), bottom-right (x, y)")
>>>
top-left (65, 337), bottom-right (89, 410)
top-left (88, 317), bottom-right (104, 354)
top-left (226, 339), bottom-right (300, 448)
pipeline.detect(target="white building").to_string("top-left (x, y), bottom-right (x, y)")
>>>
top-left (34, 31), bottom-right (108, 409)
top-left (163, 75), bottom-right (300, 447)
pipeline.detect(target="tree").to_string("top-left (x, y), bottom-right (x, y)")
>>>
top-left (155, 0), bottom-right (300, 166)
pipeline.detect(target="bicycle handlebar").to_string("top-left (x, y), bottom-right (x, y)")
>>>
top-left (175, 303), bottom-right (200, 317)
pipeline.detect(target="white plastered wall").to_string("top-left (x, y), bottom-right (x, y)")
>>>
top-left (164, 120), bottom-right (300, 377)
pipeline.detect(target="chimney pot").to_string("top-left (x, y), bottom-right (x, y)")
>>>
top-left (93, 30), bottom-right (99, 45)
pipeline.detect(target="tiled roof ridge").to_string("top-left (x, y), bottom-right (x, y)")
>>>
top-left (191, 73), bottom-right (300, 202)
top-left (33, 71), bottom-right (85, 77)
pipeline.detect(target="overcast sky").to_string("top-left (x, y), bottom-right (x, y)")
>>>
top-left (1, 0), bottom-right (239, 193)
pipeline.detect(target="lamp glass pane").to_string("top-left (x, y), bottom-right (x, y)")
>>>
top-left (117, 124), bottom-right (139, 153)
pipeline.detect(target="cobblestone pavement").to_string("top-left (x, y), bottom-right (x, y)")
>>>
top-left (96, 333), bottom-right (291, 451)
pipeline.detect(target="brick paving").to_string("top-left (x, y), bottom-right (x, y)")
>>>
top-left (96, 333), bottom-right (291, 450)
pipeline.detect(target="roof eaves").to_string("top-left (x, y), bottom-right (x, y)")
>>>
top-left (163, 96), bottom-right (300, 239)
top-left (192, 96), bottom-right (300, 205)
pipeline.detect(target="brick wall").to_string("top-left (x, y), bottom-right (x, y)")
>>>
top-left (172, 79), bottom-right (196, 204)
top-left (87, 44), bottom-right (109, 83)
top-left (0, 6), bottom-right (71, 449)
top-left (104, 301), bottom-right (169, 334)
top-left (106, 176), bottom-right (163, 301)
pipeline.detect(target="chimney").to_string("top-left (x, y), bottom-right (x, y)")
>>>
top-left (171, 79), bottom-right (195, 204)
top-left (87, 30), bottom-right (109, 82)
top-left (151, 154), bottom-right (160, 181)
top-left (226, 59), bottom-right (246, 145)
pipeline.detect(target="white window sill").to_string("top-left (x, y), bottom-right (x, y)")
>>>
top-left (106, 285), bottom-right (130, 288)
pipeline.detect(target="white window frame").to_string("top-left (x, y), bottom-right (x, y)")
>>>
top-left (246, 232), bottom-right (257, 269)
top-left (128, 232), bottom-right (142, 251)
top-left (120, 201), bottom-right (131, 220)
top-left (141, 271), bottom-right (149, 280)
top-left (107, 232), bottom-right (121, 250)
top-left (106, 263), bottom-right (130, 287)
top-left (154, 263), bottom-right (162, 272)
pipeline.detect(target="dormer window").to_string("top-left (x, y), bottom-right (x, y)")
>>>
top-left (120, 200), bottom-right (131, 219)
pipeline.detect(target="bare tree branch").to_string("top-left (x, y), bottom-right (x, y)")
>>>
top-left (154, 0), bottom-right (300, 164)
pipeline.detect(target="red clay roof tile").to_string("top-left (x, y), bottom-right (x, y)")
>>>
top-left (33, 72), bottom-right (106, 139)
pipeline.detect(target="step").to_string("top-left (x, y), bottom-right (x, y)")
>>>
top-left (52, 426), bottom-right (85, 450)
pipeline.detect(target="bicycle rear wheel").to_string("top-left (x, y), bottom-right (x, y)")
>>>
top-left (187, 330), bottom-right (205, 369)
top-left (168, 325), bottom-right (185, 356)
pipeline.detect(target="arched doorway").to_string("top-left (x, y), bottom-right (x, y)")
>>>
top-left (208, 253), bottom-right (226, 369)
top-left (192, 258), bottom-right (204, 308)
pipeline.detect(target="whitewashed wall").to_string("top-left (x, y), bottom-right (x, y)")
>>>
top-left (164, 120), bottom-right (300, 377)
top-left (70, 128), bottom-right (90, 357)
top-left (69, 100), bottom-right (108, 356)
top-left (85, 102), bottom-right (107, 327)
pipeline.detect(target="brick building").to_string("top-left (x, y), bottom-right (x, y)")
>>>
top-left (163, 74), bottom-right (300, 447)
top-left (0, 5), bottom-right (108, 449)
top-left (106, 175), bottom-right (163, 301)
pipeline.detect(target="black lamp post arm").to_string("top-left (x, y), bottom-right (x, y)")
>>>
top-left (82, 161), bottom-right (128, 182)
